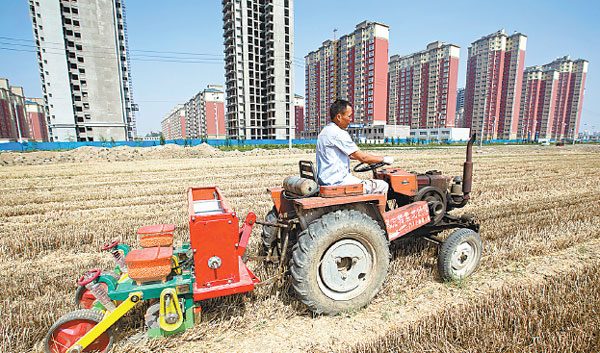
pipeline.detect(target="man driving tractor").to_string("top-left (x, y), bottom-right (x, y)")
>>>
top-left (316, 99), bottom-right (394, 194)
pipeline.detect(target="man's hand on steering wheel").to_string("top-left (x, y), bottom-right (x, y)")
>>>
top-left (353, 156), bottom-right (394, 172)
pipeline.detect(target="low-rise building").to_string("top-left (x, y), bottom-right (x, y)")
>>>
top-left (347, 123), bottom-right (410, 143)
top-left (409, 127), bottom-right (471, 142)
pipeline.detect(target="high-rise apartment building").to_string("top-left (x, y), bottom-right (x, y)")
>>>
top-left (518, 56), bottom-right (588, 141)
top-left (161, 105), bottom-right (185, 140)
top-left (293, 94), bottom-right (304, 136)
top-left (465, 30), bottom-right (527, 140)
top-left (25, 98), bottom-right (49, 141)
top-left (456, 88), bottom-right (465, 110)
top-left (168, 85), bottom-right (226, 140)
top-left (29, 0), bottom-right (135, 142)
top-left (196, 85), bottom-right (226, 139)
top-left (222, 0), bottom-right (294, 140)
top-left (456, 87), bottom-right (465, 128)
top-left (305, 21), bottom-right (389, 137)
top-left (388, 41), bottom-right (459, 128)
top-left (184, 93), bottom-right (203, 140)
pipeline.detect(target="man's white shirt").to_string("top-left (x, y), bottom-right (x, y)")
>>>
top-left (316, 122), bottom-right (359, 186)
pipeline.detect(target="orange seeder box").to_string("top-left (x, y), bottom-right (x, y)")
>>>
top-left (137, 224), bottom-right (175, 248)
top-left (125, 247), bottom-right (173, 283)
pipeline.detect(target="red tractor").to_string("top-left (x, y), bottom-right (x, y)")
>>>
top-left (42, 136), bottom-right (481, 352)
top-left (261, 134), bottom-right (481, 314)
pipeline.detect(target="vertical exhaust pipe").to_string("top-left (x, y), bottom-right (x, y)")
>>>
top-left (462, 134), bottom-right (476, 199)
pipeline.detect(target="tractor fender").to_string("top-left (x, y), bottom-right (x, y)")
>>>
top-left (267, 187), bottom-right (296, 217)
top-left (295, 202), bottom-right (386, 236)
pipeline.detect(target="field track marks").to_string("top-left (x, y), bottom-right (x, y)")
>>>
top-left (169, 239), bottom-right (600, 353)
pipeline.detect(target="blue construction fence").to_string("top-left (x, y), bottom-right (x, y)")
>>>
top-left (0, 138), bottom-right (533, 152)
top-left (0, 139), bottom-right (314, 151)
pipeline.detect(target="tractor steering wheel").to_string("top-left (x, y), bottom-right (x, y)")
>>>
top-left (353, 162), bottom-right (387, 173)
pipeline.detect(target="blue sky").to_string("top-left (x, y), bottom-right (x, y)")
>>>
top-left (1, 0), bottom-right (599, 135)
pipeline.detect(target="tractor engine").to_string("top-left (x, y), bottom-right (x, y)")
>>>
top-left (378, 134), bottom-right (476, 225)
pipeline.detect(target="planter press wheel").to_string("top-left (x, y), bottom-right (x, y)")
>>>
top-left (44, 309), bottom-right (113, 353)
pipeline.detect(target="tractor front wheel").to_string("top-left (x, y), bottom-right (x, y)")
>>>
top-left (44, 309), bottom-right (113, 353)
top-left (290, 210), bottom-right (390, 315)
top-left (437, 228), bottom-right (483, 281)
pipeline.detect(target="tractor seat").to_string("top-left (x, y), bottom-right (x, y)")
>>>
top-left (297, 160), bottom-right (365, 197)
top-left (125, 246), bottom-right (173, 284)
top-left (319, 183), bottom-right (364, 197)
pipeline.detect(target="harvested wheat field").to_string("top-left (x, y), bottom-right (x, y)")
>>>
top-left (1, 144), bottom-right (599, 353)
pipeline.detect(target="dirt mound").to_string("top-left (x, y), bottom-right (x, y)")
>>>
top-left (0, 143), bottom-right (311, 166)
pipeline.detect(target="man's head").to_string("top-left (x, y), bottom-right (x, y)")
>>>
top-left (330, 99), bottom-right (353, 129)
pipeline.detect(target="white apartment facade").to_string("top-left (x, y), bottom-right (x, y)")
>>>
top-left (222, 0), bottom-right (295, 140)
top-left (29, 0), bottom-right (135, 142)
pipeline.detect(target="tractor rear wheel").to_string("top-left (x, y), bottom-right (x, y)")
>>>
top-left (437, 228), bottom-right (482, 281)
top-left (290, 209), bottom-right (390, 315)
top-left (44, 309), bottom-right (113, 353)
